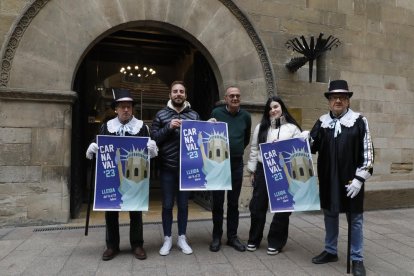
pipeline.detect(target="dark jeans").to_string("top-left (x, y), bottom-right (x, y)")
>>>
top-left (105, 211), bottom-right (143, 250)
top-left (160, 168), bottom-right (190, 236)
top-left (211, 157), bottom-right (243, 240)
top-left (248, 164), bottom-right (291, 249)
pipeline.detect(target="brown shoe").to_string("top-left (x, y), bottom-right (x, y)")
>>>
top-left (102, 248), bottom-right (119, 261)
top-left (133, 246), bottom-right (147, 260)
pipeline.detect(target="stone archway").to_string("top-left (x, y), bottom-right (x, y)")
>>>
top-left (1, 0), bottom-right (275, 97)
top-left (0, 0), bottom-right (275, 225)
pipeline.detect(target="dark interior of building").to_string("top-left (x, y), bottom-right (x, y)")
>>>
top-left (70, 26), bottom-right (219, 219)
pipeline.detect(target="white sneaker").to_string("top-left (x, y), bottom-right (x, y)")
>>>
top-left (247, 244), bottom-right (257, 252)
top-left (267, 247), bottom-right (280, 255)
top-left (159, 236), bottom-right (172, 256)
top-left (177, 235), bottom-right (193, 254)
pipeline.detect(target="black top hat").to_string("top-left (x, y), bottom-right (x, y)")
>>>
top-left (111, 88), bottom-right (135, 109)
top-left (324, 80), bottom-right (353, 99)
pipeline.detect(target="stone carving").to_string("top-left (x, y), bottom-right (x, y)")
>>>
top-left (0, 0), bottom-right (49, 87)
top-left (219, 0), bottom-right (276, 96)
top-left (0, 0), bottom-right (275, 96)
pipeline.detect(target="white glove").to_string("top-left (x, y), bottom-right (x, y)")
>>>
top-left (86, 143), bottom-right (98, 160)
top-left (147, 139), bottom-right (158, 158)
top-left (345, 178), bottom-right (363, 198)
top-left (207, 118), bottom-right (217, 123)
top-left (299, 130), bottom-right (310, 140)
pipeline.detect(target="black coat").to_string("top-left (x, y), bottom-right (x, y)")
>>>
top-left (310, 112), bottom-right (373, 213)
top-left (151, 105), bottom-right (199, 170)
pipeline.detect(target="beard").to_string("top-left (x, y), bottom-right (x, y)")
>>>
top-left (171, 98), bottom-right (185, 108)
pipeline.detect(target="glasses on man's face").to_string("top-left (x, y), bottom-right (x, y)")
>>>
top-left (226, 94), bottom-right (240, 99)
top-left (329, 95), bottom-right (349, 101)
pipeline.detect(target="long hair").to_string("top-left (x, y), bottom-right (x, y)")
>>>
top-left (258, 96), bottom-right (302, 144)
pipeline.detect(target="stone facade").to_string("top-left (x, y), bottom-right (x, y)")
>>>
top-left (0, 88), bottom-right (75, 225)
top-left (0, 0), bottom-right (413, 226)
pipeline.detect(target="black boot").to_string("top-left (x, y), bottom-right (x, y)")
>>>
top-left (209, 238), bottom-right (221, 252)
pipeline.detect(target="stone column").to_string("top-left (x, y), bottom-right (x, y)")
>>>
top-left (0, 88), bottom-right (76, 226)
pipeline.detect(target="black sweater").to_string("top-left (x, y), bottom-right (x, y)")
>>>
top-left (151, 105), bottom-right (200, 170)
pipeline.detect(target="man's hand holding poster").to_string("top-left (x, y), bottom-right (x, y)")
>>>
top-left (259, 137), bottom-right (320, 212)
top-left (180, 120), bottom-right (231, 191)
top-left (94, 135), bottom-right (150, 211)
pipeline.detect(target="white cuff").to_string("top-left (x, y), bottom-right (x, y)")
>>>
top-left (356, 168), bottom-right (371, 181)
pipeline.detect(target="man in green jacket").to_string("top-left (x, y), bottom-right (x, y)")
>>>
top-left (209, 86), bottom-right (251, 252)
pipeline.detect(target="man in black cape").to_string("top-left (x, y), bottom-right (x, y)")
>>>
top-left (310, 80), bottom-right (374, 276)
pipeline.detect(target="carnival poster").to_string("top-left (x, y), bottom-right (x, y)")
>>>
top-left (94, 135), bottom-right (150, 211)
top-left (180, 120), bottom-right (232, 191)
top-left (259, 137), bottom-right (320, 213)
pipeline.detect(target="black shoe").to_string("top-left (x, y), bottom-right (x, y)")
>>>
top-left (209, 238), bottom-right (221, 252)
top-left (227, 238), bottom-right (246, 252)
top-left (312, 250), bottom-right (338, 264)
top-left (352, 260), bottom-right (366, 276)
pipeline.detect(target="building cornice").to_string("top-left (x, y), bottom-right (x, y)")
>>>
top-left (0, 88), bottom-right (77, 103)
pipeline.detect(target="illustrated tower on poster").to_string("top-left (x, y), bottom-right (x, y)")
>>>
top-left (206, 129), bottom-right (229, 163)
top-left (118, 146), bottom-right (148, 183)
top-left (289, 148), bottom-right (314, 182)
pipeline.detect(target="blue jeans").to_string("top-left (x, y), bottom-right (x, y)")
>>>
top-left (211, 157), bottom-right (243, 240)
top-left (323, 209), bottom-right (364, 261)
top-left (160, 169), bottom-right (190, 237)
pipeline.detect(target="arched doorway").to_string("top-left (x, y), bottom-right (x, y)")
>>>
top-left (71, 24), bottom-right (219, 218)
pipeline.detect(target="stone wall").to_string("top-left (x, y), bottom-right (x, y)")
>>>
top-left (0, 0), bottom-right (29, 48)
top-left (0, 0), bottom-right (413, 225)
top-left (235, 0), bottom-right (414, 183)
top-left (0, 89), bottom-right (76, 226)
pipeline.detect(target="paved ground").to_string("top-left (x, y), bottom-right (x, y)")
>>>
top-left (1, 208), bottom-right (414, 275)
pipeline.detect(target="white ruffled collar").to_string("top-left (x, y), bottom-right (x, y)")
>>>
top-left (320, 109), bottom-right (360, 128)
top-left (107, 116), bottom-right (143, 135)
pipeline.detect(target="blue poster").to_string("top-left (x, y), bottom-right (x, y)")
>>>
top-left (180, 120), bottom-right (232, 191)
top-left (93, 135), bottom-right (150, 211)
top-left (259, 138), bottom-right (320, 213)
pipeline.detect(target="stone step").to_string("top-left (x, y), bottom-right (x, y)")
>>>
top-left (365, 181), bottom-right (414, 210)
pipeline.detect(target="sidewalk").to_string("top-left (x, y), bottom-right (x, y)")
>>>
top-left (1, 208), bottom-right (414, 275)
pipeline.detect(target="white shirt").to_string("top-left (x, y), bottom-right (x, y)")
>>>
top-left (247, 122), bottom-right (301, 173)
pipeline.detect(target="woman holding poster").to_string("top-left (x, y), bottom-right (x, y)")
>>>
top-left (246, 96), bottom-right (307, 255)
